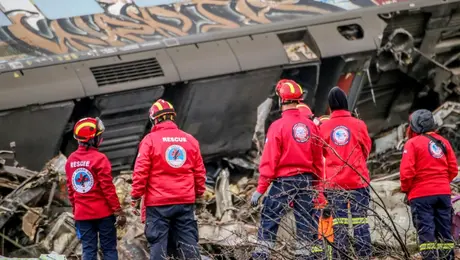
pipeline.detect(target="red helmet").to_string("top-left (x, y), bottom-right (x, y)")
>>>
top-left (73, 117), bottom-right (105, 142)
top-left (149, 99), bottom-right (176, 122)
top-left (275, 79), bottom-right (304, 103)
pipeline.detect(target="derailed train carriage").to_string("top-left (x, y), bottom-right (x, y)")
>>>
top-left (0, 0), bottom-right (458, 172)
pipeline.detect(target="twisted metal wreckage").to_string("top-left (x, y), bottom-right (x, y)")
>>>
top-left (0, 101), bottom-right (458, 260)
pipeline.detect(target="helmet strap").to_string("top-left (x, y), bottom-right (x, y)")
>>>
top-left (96, 136), bottom-right (103, 147)
top-left (89, 138), bottom-right (95, 148)
top-left (281, 100), bottom-right (300, 106)
top-left (151, 114), bottom-right (175, 126)
top-left (81, 135), bottom-right (102, 149)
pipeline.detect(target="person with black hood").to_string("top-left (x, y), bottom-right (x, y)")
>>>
top-left (319, 87), bottom-right (372, 259)
top-left (400, 109), bottom-right (458, 260)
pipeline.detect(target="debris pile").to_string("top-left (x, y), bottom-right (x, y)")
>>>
top-left (0, 150), bottom-right (264, 259)
top-left (0, 151), bottom-right (76, 259)
top-left (0, 102), bottom-right (458, 259)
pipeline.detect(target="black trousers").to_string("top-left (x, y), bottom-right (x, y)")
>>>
top-left (411, 195), bottom-right (454, 260)
top-left (145, 204), bottom-right (201, 260)
top-left (75, 215), bottom-right (118, 260)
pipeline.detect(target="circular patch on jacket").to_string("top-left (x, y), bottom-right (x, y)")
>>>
top-left (72, 168), bottom-right (94, 194)
top-left (331, 126), bottom-right (350, 146)
top-left (292, 123), bottom-right (310, 143)
top-left (428, 141), bottom-right (444, 159)
top-left (165, 145), bottom-right (187, 168)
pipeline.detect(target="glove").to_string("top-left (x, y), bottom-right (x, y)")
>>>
top-left (195, 195), bottom-right (206, 212)
top-left (251, 191), bottom-right (263, 207)
top-left (195, 195), bottom-right (206, 205)
top-left (131, 197), bottom-right (141, 216)
top-left (114, 209), bottom-right (127, 227)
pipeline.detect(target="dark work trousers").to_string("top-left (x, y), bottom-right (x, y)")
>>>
top-left (145, 204), bottom-right (201, 260)
top-left (252, 173), bottom-right (324, 260)
top-left (325, 187), bottom-right (371, 259)
top-left (410, 195), bottom-right (454, 260)
top-left (75, 215), bottom-right (118, 260)
top-left (147, 223), bottom-right (180, 257)
top-left (167, 221), bottom-right (180, 257)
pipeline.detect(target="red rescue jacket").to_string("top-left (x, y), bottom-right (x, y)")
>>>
top-left (400, 132), bottom-right (458, 201)
top-left (297, 104), bottom-right (327, 207)
top-left (65, 146), bottom-right (121, 221)
top-left (257, 109), bottom-right (323, 194)
top-left (319, 110), bottom-right (372, 190)
top-left (131, 121), bottom-right (206, 206)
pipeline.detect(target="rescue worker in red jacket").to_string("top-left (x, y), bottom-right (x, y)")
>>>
top-left (400, 109), bottom-right (458, 260)
top-left (319, 87), bottom-right (372, 259)
top-left (251, 79), bottom-right (324, 260)
top-left (65, 117), bottom-right (126, 260)
top-left (297, 103), bottom-right (328, 216)
top-left (130, 99), bottom-right (206, 260)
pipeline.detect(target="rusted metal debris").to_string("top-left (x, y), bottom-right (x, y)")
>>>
top-left (22, 207), bottom-right (44, 241)
top-left (0, 153), bottom-right (73, 258)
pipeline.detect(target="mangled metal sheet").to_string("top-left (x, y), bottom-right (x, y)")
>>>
top-left (373, 124), bottom-right (407, 155)
top-left (433, 101), bottom-right (460, 126)
top-left (253, 98), bottom-right (273, 154)
top-left (22, 208), bottom-right (44, 241)
top-left (40, 212), bottom-right (79, 256)
top-left (0, 153), bottom-right (77, 258)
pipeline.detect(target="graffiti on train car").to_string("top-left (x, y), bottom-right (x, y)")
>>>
top-left (0, 0), bottom-right (407, 64)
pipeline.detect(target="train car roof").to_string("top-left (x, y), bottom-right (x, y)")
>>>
top-left (0, 0), bottom-right (447, 73)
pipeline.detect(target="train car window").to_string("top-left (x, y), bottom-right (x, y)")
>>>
top-left (133, 0), bottom-right (184, 7)
top-left (34, 0), bottom-right (104, 20)
top-left (0, 12), bottom-right (11, 27)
